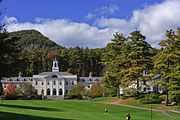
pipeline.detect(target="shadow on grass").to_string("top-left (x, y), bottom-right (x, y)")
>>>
top-left (0, 111), bottom-right (74, 120)
top-left (0, 104), bottom-right (61, 111)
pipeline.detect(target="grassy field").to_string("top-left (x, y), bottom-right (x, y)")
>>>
top-left (0, 100), bottom-right (179, 120)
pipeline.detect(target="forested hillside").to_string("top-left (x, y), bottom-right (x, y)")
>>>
top-left (4, 30), bottom-right (104, 77)
top-left (10, 30), bottom-right (61, 50)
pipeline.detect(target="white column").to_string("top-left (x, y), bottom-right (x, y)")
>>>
top-left (62, 80), bottom-right (65, 97)
top-left (44, 80), bottom-right (47, 96)
top-left (56, 80), bottom-right (59, 96)
top-left (50, 81), bottom-right (53, 96)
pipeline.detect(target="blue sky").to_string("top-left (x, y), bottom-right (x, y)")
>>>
top-left (2, 0), bottom-right (180, 48)
top-left (3, 0), bottom-right (162, 23)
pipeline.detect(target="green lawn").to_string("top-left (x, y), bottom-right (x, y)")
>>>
top-left (0, 100), bottom-right (179, 120)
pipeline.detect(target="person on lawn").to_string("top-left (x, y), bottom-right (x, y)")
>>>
top-left (126, 113), bottom-right (131, 120)
top-left (104, 107), bottom-right (108, 112)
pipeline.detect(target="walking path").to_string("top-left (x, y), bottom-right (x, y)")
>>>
top-left (111, 103), bottom-right (180, 120)
top-left (112, 103), bottom-right (164, 112)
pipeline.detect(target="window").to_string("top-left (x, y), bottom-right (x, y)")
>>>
top-left (65, 90), bottom-right (68, 94)
top-left (42, 82), bottom-right (44, 86)
top-left (53, 81), bottom-right (56, 85)
top-left (41, 90), bottom-right (44, 95)
top-left (143, 81), bottom-right (146, 85)
top-left (53, 89), bottom-right (57, 96)
top-left (35, 90), bottom-right (38, 95)
top-left (59, 81), bottom-right (62, 85)
top-left (47, 89), bottom-right (50, 95)
top-left (35, 81), bottom-right (38, 85)
top-left (72, 81), bottom-right (74, 85)
top-left (143, 88), bottom-right (146, 92)
top-left (47, 81), bottom-right (50, 85)
top-left (59, 89), bottom-right (63, 95)
top-left (95, 79), bottom-right (99, 81)
top-left (65, 81), bottom-right (68, 85)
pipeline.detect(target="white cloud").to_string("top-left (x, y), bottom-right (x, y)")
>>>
top-left (3, 16), bottom-right (18, 24)
top-left (5, 0), bottom-right (180, 48)
top-left (96, 0), bottom-right (180, 47)
top-left (6, 18), bottom-right (114, 48)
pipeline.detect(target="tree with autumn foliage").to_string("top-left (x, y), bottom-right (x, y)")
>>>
top-left (4, 84), bottom-right (17, 99)
top-left (90, 82), bottom-right (103, 98)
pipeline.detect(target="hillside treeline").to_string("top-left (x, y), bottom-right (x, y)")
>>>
top-left (0, 30), bottom-right (104, 77)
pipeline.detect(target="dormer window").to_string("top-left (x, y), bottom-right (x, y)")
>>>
top-left (95, 79), bottom-right (99, 81)
top-left (81, 79), bottom-right (85, 82)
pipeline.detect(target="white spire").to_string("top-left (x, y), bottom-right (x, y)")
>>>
top-left (89, 72), bottom-right (92, 78)
top-left (18, 72), bottom-right (22, 78)
top-left (52, 57), bottom-right (59, 72)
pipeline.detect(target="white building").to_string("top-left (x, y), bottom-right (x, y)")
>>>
top-left (1, 58), bottom-right (103, 99)
top-left (79, 72), bottom-right (102, 90)
top-left (32, 58), bottom-right (77, 98)
top-left (1, 72), bottom-right (32, 90)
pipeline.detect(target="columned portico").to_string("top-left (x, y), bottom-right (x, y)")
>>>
top-left (32, 58), bottom-right (77, 98)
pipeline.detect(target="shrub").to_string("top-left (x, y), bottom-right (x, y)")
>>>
top-left (123, 88), bottom-right (137, 97)
top-left (68, 83), bottom-right (85, 99)
top-left (16, 83), bottom-right (36, 97)
top-left (103, 87), bottom-right (120, 97)
top-left (89, 82), bottom-right (103, 98)
top-left (140, 93), bottom-right (161, 104)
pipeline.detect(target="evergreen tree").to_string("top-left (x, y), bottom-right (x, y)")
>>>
top-left (103, 33), bottom-right (127, 97)
top-left (103, 31), bottom-right (155, 97)
top-left (124, 31), bottom-right (155, 96)
top-left (153, 29), bottom-right (180, 104)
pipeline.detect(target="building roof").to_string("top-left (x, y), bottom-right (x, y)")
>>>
top-left (39, 72), bottom-right (73, 76)
top-left (33, 72), bottom-right (77, 80)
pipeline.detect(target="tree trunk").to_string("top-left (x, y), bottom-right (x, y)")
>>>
top-left (136, 80), bottom-right (139, 97)
top-left (166, 89), bottom-right (169, 106)
top-left (117, 87), bottom-right (120, 98)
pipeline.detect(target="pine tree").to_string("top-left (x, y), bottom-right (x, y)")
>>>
top-left (103, 33), bottom-right (127, 97)
top-left (154, 29), bottom-right (180, 104)
top-left (124, 31), bottom-right (155, 96)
